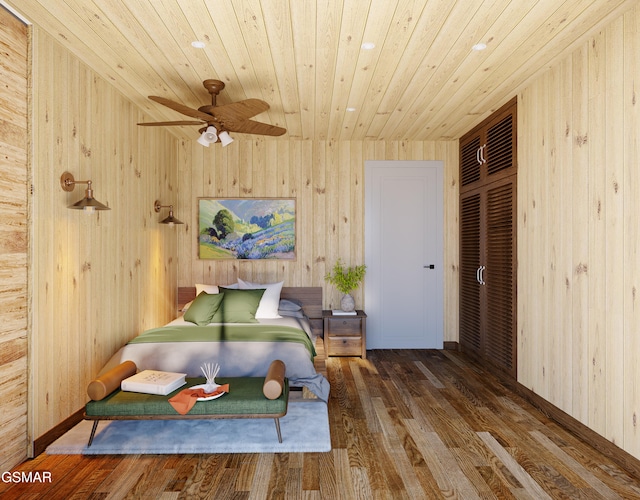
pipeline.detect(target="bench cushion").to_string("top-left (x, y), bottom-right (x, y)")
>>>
top-left (86, 377), bottom-right (288, 417)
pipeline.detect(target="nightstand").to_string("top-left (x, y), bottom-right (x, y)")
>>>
top-left (322, 310), bottom-right (367, 358)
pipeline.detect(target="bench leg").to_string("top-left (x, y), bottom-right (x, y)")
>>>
top-left (87, 420), bottom-right (99, 447)
top-left (274, 418), bottom-right (282, 443)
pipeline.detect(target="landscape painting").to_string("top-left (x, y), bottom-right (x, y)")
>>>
top-left (198, 198), bottom-right (296, 260)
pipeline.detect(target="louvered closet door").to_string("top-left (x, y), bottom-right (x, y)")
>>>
top-left (485, 108), bottom-right (516, 182)
top-left (460, 98), bottom-right (516, 195)
top-left (459, 97), bottom-right (517, 377)
top-left (460, 135), bottom-right (482, 190)
top-left (484, 178), bottom-right (517, 376)
top-left (459, 192), bottom-right (482, 353)
top-left (459, 179), bottom-right (517, 376)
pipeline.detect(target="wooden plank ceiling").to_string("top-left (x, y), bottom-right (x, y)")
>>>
top-left (5, 0), bottom-right (636, 141)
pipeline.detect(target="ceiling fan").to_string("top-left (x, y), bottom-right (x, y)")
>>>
top-left (138, 79), bottom-right (286, 145)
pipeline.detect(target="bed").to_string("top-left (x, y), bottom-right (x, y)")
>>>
top-left (96, 284), bottom-right (330, 401)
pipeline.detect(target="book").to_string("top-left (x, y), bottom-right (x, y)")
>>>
top-left (331, 309), bottom-right (357, 316)
top-left (121, 370), bottom-right (187, 395)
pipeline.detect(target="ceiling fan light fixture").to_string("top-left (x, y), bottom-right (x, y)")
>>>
top-left (204, 126), bottom-right (217, 142)
top-left (197, 126), bottom-right (218, 147)
top-left (219, 130), bottom-right (234, 147)
top-left (197, 133), bottom-right (210, 147)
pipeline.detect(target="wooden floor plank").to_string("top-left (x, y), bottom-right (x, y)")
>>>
top-left (234, 454), bottom-right (258, 492)
top-left (531, 430), bottom-right (621, 499)
top-left (423, 430), bottom-right (482, 498)
top-left (349, 359), bottom-right (383, 433)
top-left (247, 453), bottom-right (274, 500)
top-left (402, 420), bottom-right (458, 495)
top-left (301, 452), bottom-right (320, 492)
top-left (4, 349), bottom-right (640, 498)
top-left (479, 431), bottom-right (553, 499)
top-left (372, 398), bottom-right (425, 498)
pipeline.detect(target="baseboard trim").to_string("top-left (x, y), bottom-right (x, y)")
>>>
top-left (33, 407), bottom-right (84, 458)
top-left (446, 343), bottom-right (640, 481)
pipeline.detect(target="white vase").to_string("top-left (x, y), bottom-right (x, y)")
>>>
top-left (340, 293), bottom-right (355, 312)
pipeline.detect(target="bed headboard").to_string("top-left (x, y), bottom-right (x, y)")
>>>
top-left (178, 286), bottom-right (323, 320)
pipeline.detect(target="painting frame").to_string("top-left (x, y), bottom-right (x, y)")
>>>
top-left (198, 197), bottom-right (296, 260)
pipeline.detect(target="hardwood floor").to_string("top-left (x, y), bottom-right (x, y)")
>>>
top-left (3, 349), bottom-right (640, 499)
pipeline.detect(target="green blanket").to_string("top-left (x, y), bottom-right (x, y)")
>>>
top-left (128, 324), bottom-right (316, 358)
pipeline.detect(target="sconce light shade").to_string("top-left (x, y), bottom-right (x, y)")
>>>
top-left (60, 172), bottom-right (110, 212)
top-left (154, 200), bottom-right (184, 226)
top-left (218, 130), bottom-right (234, 147)
top-left (197, 126), bottom-right (218, 147)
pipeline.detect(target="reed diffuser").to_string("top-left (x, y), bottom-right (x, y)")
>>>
top-left (200, 362), bottom-right (220, 392)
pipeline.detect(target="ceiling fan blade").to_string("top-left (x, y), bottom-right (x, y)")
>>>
top-left (137, 120), bottom-right (204, 126)
top-left (148, 96), bottom-right (214, 122)
top-left (225, 119), bottom-right (287, 136)
top-left (213, 99), bottom-right (271, 122)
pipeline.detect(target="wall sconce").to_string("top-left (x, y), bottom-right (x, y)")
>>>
top-left (154, 200), bottom-right (183, 226)
top-left (60, 172), bottom-right (110, 212)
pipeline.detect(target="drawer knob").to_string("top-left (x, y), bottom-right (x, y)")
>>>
top-left (342, 320), bottom-right (347, 325)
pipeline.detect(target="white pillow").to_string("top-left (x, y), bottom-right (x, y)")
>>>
top-left (237, 278), bottom-right (283, 318)
top-left (195, 282), bottom-right (238, 296)
top-left (195, 284), bottom-right (219, 295)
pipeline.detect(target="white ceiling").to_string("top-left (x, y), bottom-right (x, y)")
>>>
top-left (6, 0), bottom-right (636, 141)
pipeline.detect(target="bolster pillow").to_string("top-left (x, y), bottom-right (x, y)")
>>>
top-left (87, 361), bottom-right (137, 401)
top-left (263, 360), bottom-right (286, 400)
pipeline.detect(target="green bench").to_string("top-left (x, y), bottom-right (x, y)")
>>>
top-left (85, 362), bottom-right (289, 446)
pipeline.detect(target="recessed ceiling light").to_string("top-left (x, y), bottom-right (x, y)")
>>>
top-left (472, 42), bottom-right (487, 51)
top-left (346, 107), bottom-right (356, 112)
top-left (191, 41), bottom-right (206, 49)
top-left (361, 42), bottom-right (375, 50)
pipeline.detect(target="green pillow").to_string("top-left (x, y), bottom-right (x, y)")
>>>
top-left (184, 292), bottom-right (225, 326)
top-left (213, 288), bottom-right (266, 323)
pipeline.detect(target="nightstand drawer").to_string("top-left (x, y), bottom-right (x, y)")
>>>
top-left (325, 317), bottom-right (362, 335)
top-left (326, 336), bottom-right (362, 356)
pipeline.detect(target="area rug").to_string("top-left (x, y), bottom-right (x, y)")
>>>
top-left (46, 402), bottom-right (330, 454)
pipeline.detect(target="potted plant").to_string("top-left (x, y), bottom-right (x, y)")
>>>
top-left (325, 259), bottom-right (367, 312)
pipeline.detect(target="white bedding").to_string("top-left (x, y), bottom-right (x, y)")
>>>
top-left (98, 315), bottom-right (330, 401)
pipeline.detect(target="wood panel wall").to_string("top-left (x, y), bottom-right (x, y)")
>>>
top-left (0, 5), bottom-right (29, 471)
top-left (176, 140), bottom-right (460, 342)
top-left (29, 29), bottom-right (179, 444)
top-left (518, 5), bottom-right (640, 458)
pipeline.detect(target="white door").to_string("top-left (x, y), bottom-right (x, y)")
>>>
top-left (365, 161), bottom-right (444, 348)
